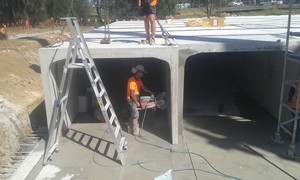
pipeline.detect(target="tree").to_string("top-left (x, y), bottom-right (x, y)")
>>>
top-left (26, 0), bottom-right (47, 25)
top-left (157, 0), bottom-right (178, 18)
top-left (0, 0), bottom-right (178, 25)
top-left (203, 0), bottom-right (225, 18)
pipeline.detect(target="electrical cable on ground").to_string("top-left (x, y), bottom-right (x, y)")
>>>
top-left (136, 160), bottom-right (234, 178)
top-left (185, 141), bottom-right (198, 180)
top-left (92, 127), bottom-right (240, 179)
top-left (241, 143), bottom-right (298, 180)
top-left (134, 137), bottom-right (241, 180)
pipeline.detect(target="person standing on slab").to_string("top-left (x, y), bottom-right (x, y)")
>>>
top-left (138, 0), bottom-right (157, 45)
top-left (126, 64), bottom-right (154, 136)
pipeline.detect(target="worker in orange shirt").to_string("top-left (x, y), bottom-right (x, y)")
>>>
top-left (289, 81), bottom-right (299, 110)
top-left (288, 79), bottom-right (300, 142)
top-left (126, 64), bottom-right (154, 136)
top-left (0, 24), bottom-right (7, 40)
top-left (138, 0), bottom-right (157, 45)
top-left (0, 24), bottom-right (6, 35)
top-left (25, 20), bottom-right (30, 29)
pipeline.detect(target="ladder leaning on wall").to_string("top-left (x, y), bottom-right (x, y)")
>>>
top-left (43, 17), bottom-right (128, 165)
top-left (271, 0), bottom-right (300, 159)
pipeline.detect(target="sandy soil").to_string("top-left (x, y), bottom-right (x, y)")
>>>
top-left (0, 26), bottom-right (93, 171)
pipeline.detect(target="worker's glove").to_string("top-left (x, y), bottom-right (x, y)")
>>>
top-left (150, 94), bottom-right (155, 101)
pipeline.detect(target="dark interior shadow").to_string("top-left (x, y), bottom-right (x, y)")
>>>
top-left (65, 128), bottom-right (120, 164)
top-left (29, 100), bottom-right (48, 140)
top-left (20, 37), bottom-right (50, 47)
top-left (29, 64), bottom-right (41, 73)
top-left (139, 108), bottom-right (170, 142)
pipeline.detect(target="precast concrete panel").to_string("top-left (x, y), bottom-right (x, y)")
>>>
top-left (39, 43), bottom-right (179, 144)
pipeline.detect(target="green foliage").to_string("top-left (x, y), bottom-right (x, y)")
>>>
top-left (52, 0), bottom-right (72, 19)
top-left (0, 0), bottom-right (298, 25)
top-left (175, 8), bottom-right (207, 18)
top-left (0, 0), bottom-right (180, 25)
top-left (157, 0), bottom-right (178, 18)
top-left (73, 0), bottom-right (92, 19)
top-left (0, 0), bottom-right (94, 25)
top-left (27, 0), bottom-right (48, 25)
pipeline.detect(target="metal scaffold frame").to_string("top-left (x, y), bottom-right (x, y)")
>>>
top-left (272, 0), bottom-right (300, 159)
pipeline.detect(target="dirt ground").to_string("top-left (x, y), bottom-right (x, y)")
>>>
top-left (0, 25), bottom-right (93, 171)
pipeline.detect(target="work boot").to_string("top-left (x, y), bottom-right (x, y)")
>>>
top-left (133, 124), bottom-right (140, 136)
top-left (149, 37), bottom-right (155, 45)
top-left (127, 122), bottom-right (133, 134)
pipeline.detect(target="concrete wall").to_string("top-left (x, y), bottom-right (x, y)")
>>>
top-left (220, 51), bottom-right (284, 118)
top-left (52, 61), bottom-right (87, 129)
top-left (40, 42), bottom-right (298, 145)
top-left (222, 51), bottom-right (300, 122)
top-left (39, 44), bottom-right (179, 144)
top-left (180, 51), bottom-right (300, 122)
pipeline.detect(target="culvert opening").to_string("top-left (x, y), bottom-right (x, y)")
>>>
top-left (52, 58), bottom-right (172, 142)
top-left (183, 51), bottom-right (284, 143)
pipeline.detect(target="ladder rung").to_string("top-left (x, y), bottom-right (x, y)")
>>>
top-left (114, 126), bottom-right (120, 138)
top-left (109, 114), bottom-right (116, 124)
top-left (105, 102), bottom-right (112, 111)
top-left (67, 63), bottom-right (93, 69)
top-left (99, 89), bottom-right (105, 97)
top-left (60, 95), bottom-right (68, 104)
top-left (119, 136), bottom-right (126, 150)
top-left (94, 76), bottom-right (100, 83)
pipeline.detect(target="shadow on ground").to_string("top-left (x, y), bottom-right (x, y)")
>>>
top-left (184, 90), bottom-right (300, 164)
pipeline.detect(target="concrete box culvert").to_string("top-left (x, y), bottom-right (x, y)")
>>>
top-left (183, 51), bottom-right (287, 123)
top-left (40, 45), bottom-right (179, 145)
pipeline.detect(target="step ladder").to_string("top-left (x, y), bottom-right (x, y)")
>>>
top-left (43, 17), bottom-right (128, 165)
top-left (271, 0), bottom-right (299, 159)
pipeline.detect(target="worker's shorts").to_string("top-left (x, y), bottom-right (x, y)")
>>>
top-left (127, 100), bottom-right (139, 118)
top-left (139, 2), bottom-right (156, 16)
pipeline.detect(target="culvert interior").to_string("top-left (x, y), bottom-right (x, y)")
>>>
top-left (183, 51), bottom-right (286, 135)
top-left (52, 58), bottom-right (172, 142)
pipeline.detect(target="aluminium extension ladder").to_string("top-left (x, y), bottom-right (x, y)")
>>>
top-left (43, 17), bottom-right (128, 165)
top-left (272, 0), bottom-right (299, 159)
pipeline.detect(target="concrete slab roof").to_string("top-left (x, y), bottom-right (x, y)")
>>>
top-left (73, 15), bottom-right (300, 52)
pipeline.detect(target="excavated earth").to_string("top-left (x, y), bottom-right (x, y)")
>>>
top-left (0, 26), bottom-right (92, 176)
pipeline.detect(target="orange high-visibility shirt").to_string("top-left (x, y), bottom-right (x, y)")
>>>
top-left (290, 82), bottom-right (299, 109)
top-left (138, 0), bottom-right (157, 7)
top-left (127, 76), bottom-right (143, 101)
top-left (0, 27), bottom-right (5, 34)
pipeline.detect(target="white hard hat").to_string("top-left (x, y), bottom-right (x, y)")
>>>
top-left (131, 64), bottom-right (147, 74)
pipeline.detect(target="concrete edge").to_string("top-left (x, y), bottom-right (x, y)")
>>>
top-left (10, 139), bottom-right (45, 180)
